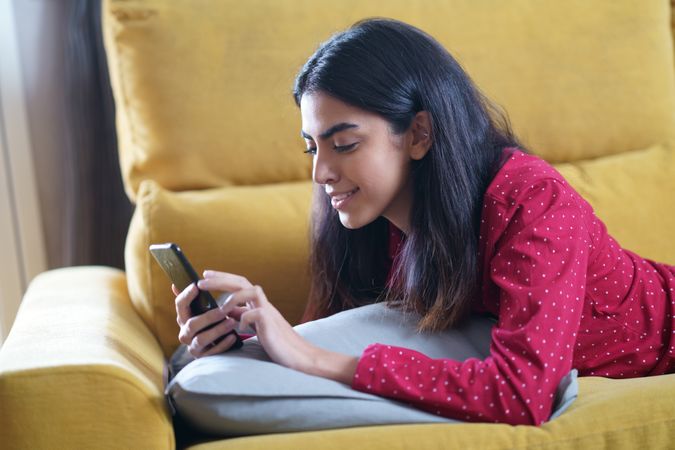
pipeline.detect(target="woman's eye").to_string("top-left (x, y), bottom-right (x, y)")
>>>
top-left (334, 143), bottom-right (358, 152)
top-left (303, 142), bottom-right (358, 156)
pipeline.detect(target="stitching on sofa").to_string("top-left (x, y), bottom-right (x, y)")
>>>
top-left (103, 334), bottom-right (163, 388)
top-left (144, 182), bottom-right (161, 351)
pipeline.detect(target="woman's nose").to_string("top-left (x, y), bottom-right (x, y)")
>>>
top-left (312, 150), bottom-right (339, 185)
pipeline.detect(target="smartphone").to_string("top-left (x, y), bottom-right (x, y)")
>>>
top-left (149, 243), bottom-right (243, 350)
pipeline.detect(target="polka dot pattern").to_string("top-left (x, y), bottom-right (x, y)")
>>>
top-left (352, 148), bottom-right (675, 426)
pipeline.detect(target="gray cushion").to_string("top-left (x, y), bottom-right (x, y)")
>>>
top-left (165, 303), bottom-right (578, 436)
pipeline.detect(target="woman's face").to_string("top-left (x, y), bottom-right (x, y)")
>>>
top-left (300, 92), bottom-right (418, 232)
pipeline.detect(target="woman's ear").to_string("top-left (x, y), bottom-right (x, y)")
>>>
top-left (408, 111), bottom-right (433, 160)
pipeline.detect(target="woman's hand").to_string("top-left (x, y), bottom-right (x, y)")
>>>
top-left (195, 270), bottom-right (319, 372)
top-left (173, 279), bottom-right (247, 358)
top-left (174, 270), bottom-right (360, 384)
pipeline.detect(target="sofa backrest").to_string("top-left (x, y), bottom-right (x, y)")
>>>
top-left (103, 0), bottom-right (675, 357)
top-left (103, 0), bottom-right (675, 202)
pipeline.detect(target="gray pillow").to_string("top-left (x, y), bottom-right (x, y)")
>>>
top-left (165, 303), bottom-right (578, 436)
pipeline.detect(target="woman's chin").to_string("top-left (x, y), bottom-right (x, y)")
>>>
top-left (337, 211), bottom-right (377, 230)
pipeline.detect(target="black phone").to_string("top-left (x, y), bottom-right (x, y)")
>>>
top-left (149, 242), bottom-right (243, 350)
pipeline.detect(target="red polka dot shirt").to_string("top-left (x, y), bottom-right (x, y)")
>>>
top-left (351, 147), bottom-right (675, 426)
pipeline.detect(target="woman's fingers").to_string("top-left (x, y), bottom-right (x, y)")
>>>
top-left (175, 277), bottom-right (272, 359)
top-left (200, 270), bottom-right (253, 290)
top-left (175, 283), bottom-right (198, 326)
top-left (239, 308), bottom-right (261, 333)
top-left (178, 304), bottom-right (228, 345)
top-left (226, 306), bottom-right (250, 321)
top-left (218, 286), bottom-right (268, 316)
top-left (198, 332), bottom-right (239, 358)
top-left (189, 317), bottom-right (237, 356)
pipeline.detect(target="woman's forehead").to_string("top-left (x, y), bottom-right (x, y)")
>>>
top-left (300, 93), bottom-right (382, 137)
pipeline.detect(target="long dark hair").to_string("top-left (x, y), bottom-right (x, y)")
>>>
top-left (294, 18), bottom-right (527, 332)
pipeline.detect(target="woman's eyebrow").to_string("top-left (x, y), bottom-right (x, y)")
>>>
top-left (301, 122), bottom-right (359, 140)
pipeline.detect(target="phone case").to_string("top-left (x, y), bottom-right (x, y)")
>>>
top-left (149, 243), bottom-right (218, 315)
top-left (149, 243), bottom-right (243, 350)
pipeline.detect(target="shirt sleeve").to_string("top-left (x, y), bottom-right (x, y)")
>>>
top-left (351, 178), bottom-right (591, 425)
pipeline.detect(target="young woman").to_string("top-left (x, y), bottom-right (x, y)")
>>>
top-left (172, 18), bottom-right (675, 426)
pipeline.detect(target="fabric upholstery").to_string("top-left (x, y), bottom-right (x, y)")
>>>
top-left (555, 143), bottom-right (675, 264)
top-left (0, 267), bottom-right (173, 450)
top-left (103, 0), bottom-right (675, 201)
top-left (125, 179), bottom-right (312, 357)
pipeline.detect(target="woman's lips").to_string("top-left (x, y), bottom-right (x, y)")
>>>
top-left (331, 188), bottom-right (359, 210)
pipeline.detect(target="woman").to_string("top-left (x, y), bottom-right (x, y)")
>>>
top-left (172, 18), bottom-right (675, 426)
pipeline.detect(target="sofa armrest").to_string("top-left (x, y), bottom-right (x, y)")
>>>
top-left (0, 266), bottom-right (174, 450)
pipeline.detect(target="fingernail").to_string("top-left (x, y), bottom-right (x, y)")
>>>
top-left (197, 280), bottom-right (205, 288)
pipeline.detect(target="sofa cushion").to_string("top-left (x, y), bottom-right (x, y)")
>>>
top-left (103, 0), bottom-right (675, 201)
top-left (125, 179), bottom-right (313, 358)
top-left (553, 143), bottom-right (675, 264)
top-left (165, 303), bottom-right (578, 437)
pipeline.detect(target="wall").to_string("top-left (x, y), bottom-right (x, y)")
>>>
top-left (13, 0), bottom-right (70, 270)
top-left (0, 0), bottom-right (57, 345)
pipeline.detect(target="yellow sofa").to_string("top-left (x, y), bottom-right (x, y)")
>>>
top-left (1, 1), bottom-right (674, 449)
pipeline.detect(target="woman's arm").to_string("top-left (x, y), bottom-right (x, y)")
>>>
top-left (304, 347), bottom-right (359, 385)
top-left (351, 179), bottom-right (591, 426)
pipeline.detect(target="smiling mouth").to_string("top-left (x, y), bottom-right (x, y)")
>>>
top-left (332, 188), bottom-right (359, 201)
top-left (331, 188), bottom-right (359, 209)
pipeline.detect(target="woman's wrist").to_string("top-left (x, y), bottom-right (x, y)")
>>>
top-left (303, 345), bottom-right (360, 385)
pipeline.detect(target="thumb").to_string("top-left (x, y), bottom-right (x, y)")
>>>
top-left (227, 306), bottom-right (249, 321)
top-left (239, 309), bottom-right (260, 334)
